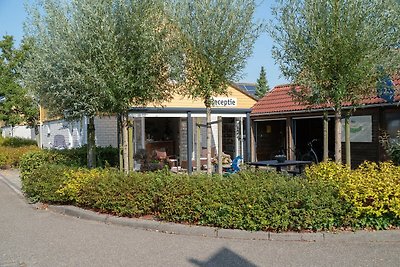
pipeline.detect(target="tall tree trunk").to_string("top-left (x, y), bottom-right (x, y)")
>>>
top-left (117, 114), bottom-right (123, 172)
top-left (87, 116), bottom-right (96, 169)
top-left (206, 106), bottom-right (212, 175)
top-left (323, 113), bottom-right (329, 162)
top-left (345, 114), bottom-right (351, 167)
top-left (128, 122), bottom-right (134, 172)
top-left (334, 110), bottom-right (342, 164)
top-left (122, 112), bottom-right (129, 173)
top-left (217, 116), bottom-right (222, 175)
top-left (196, 118), bottom-right (201, 172)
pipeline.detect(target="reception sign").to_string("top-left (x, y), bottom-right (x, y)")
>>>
top-left (211, 97), bottom-right (238, 107)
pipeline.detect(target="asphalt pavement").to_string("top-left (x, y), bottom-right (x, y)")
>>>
top-left (1, 169), bottom-right (400, 267)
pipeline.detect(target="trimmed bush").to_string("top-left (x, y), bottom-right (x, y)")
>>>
top-left (21, 158), bottom-right (354, 231)
top-left (0, 136), bottom-right (39, 169)
top-left (19, 150), bottom-right (77, 178)
top-left (0, 136), bottom-right (37, 147)
top-left (56, 145), bottom-right (119, 168)
top-left (306, 161), bottom-right (400, 229)
top-left (155, 171), bottom-right (352, 231)
top-left (22, 156), bottom-right (400, 231)
top-left (76, 169), bottom-right (166, 216)
top-left (0, 146), bottom-right (39, 169)
top-left (22, 164), bottom-right (74, 203)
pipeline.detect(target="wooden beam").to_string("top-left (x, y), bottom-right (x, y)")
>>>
top-left (218, 116), bottom-right (223, 175)
top-left (286, 117), bottom-right (294, 160)
top-left (323, 114), bottom-right (329, 162)
top-left (345, 115), bottom-right (351, 167)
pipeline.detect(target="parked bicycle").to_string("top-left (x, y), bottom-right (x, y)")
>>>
top-left (271, 139), bottom-right (319, 164)
top-left (300, 139), bottom-right (319, 164)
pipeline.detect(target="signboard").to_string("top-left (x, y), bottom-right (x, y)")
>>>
top-left (341, 115), bottom-right (372, 143)
top-left (211, 97), bottom-right (237, 107)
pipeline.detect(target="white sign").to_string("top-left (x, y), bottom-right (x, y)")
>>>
top-left (211, 97), bottom-right (237, 107)
top-left (341, 115), bottom-right (372, 143)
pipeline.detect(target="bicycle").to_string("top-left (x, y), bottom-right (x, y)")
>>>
top-left (270, 139), bottom-right (319, 164)
top-left (300, 139), bottom-right (319, 163)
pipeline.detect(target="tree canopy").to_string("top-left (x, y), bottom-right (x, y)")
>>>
top-left (271, 0), bottom-right (400, 108)
top-left (24, 0), bottom-right (178, 118)
top-left (23, 0), bottom-right (180, 169)
top-left (174, 0), bottom-right (261, 105)
top-left (173, 0), bottom-right (261, 173)
top-left (270, 0), bottom-right (400, 162)
top-left (0, 35), bottom-right (37, 127)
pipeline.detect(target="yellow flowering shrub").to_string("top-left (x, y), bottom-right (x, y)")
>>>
top-left (0, 146), bottom-right (39, 169)
top-left (305, 161), bottom-right (351, 186)
top-left (56, 168), bottom-right (103, 201)
top-left (306, 161), bottom-right (400, 220)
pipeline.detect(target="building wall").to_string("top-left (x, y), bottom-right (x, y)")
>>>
top-left (41, 116), bottom-right (117, 149)
top-left (1, 125), bottom-right (35, 140)
top-left (179, 118), bottom-right (188, 161)
top-left (252, 106), bottom-right (399, 167)
top-left (343, 108), bottom-right (381, 167)
top-left (41, 120), bottom-right (74, 149)
top-left (156, 85), bottom-right (257, 109)
top-left (94, 116), bottom-right (118, 148)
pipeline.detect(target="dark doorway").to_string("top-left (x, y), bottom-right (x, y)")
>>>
top-left (294, 118), bottom-right (335, 162)
top-left (145, 117), bottom-right (180, 157)
top-left (255, 120), bottom-right (286, 160)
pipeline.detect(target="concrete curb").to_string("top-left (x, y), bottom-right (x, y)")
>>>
top-left (40, 204), bottom-right (328, 241)
top-left (0, 172), bottom-right (24, 198)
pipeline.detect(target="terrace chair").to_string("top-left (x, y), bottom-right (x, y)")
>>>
top-left (223, 156), bottom-right (243, 175)
top-left (154, 148), bottom-right (178, 170)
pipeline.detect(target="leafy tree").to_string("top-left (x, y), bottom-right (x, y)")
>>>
top-left (0, 35), bottom-right (38, 129)
top-left (174, 0), bottom-right (261, 173)
top-left (24, 0), bottom-right (112, 168)
top-left (24, 0), bottom-right (178, 170)
top-left (271, 0), bottom-right (400, 163)
top-left (104, 0), bottom-right (179, 172)
top-left (255, 66), bottom-right (269, 98)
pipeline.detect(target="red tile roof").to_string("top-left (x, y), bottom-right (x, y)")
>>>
top-left (252, 79), bottom-right (400, 115)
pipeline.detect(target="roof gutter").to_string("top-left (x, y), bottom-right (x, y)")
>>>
top-left (251, 101), bottom-right (399, 117)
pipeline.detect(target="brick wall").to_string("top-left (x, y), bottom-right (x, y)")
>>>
top-left (179, 118), bottom-right (188, 161)
top-left (94, 116), bottom-right (118, 148)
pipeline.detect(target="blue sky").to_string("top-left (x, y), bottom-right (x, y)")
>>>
top-left (0, 0), bottom-right (288, 88)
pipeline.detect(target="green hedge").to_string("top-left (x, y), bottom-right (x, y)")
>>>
top-left (20, 153), bottom-right (356, 231)
top-left (0, 137), bottom-right (39, 168)
top-left (0, 146), bottom-right (39, 169)
top-left (0, 137), bottom-right (117, 169)
top-left (21, 152), bottom-right (399, 231)
top-left (57, 145), bottom-right (119, 168)
top-left (0, 136), bottom-right (38, 147)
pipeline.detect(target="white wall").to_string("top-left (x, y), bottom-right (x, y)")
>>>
top-left (41, 116), bottom-right (118, 149)
top-left (1, 125), bottom-right (35, 140)
top-left (41, 119), bottom-right (76, 149)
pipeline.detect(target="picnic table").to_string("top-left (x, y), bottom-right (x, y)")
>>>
top-left (247, 160), bottom-right (312, 175)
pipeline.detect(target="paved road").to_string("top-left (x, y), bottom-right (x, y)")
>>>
top-left (1, 175), bottom-right (400, 267)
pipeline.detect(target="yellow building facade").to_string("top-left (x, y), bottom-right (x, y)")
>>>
top-left (129, 84), bottom-right (256, 172)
